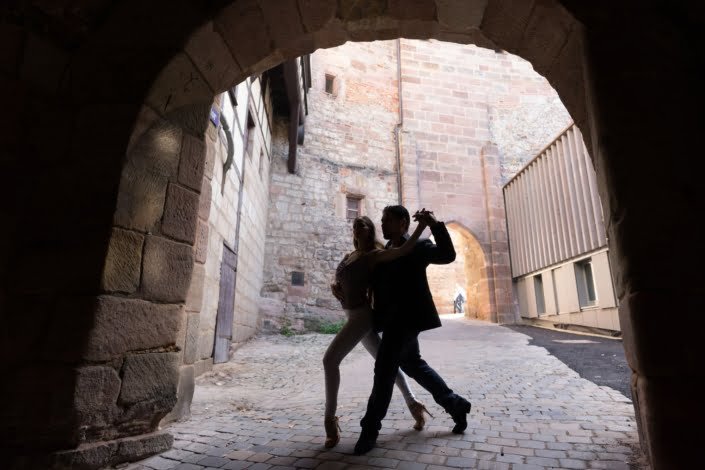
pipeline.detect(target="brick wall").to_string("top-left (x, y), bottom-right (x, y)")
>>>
top-left (398, 39), bottom-right (569, 322)
top-left (261, 39), bottom-right (572, 327)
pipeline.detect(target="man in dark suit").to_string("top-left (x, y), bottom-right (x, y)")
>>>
top-left (354, 205), bottom-right (472, 455)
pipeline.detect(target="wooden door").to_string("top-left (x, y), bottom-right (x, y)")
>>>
top-left (213, 244), bottom-right (237, 363)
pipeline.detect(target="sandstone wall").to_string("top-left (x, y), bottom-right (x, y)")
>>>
top-left (261, 42), bottom-right (401, 331)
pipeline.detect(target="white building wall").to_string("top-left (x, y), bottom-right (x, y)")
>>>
top-left (516, 249), bottom-right (620, 332)
top-left (195, 76), bottom-right (274, 369)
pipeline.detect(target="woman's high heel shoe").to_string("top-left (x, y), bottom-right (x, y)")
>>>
top-left (324, 416), bottom-right (341, 448)
top-left (409, 401), bottom-right (434, 431)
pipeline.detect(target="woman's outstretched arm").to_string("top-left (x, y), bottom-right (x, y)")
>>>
top-left (369, 215), bottom-right (428, 266)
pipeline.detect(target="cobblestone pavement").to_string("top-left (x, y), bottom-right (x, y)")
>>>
top-left (122, 316), bottom-right (647, 470)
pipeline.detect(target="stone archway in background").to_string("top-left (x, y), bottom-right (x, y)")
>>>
top-left (428, 222), bottom-right (491, 320)
top-left (2, 1), bottom-right (703, 469)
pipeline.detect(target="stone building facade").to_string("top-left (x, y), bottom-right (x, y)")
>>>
top-left (261, 39), bottom-right (571, 330)
top-left (163, 76), bottom-right (276, 424)
top-left (260, 41), bottom-right (402, 331)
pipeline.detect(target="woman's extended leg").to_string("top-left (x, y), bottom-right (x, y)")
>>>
top-left (322, 307), bottom-right (373, 448)
top-left (322, 308), bottom-right (373, 418)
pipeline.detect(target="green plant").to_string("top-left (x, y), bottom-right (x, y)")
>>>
top-left (280, 324), bottom-right (295, 336)
top-left (279, 318), bottom-right (295, 337)
top-left (315, 320), bottom-right (346, 335)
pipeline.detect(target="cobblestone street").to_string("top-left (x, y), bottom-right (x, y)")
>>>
top-left (123, 317), bottom-right (646, 470)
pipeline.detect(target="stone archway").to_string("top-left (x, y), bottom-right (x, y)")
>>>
top-left (427, 222), bottom-right (492, 320)
top-left (2, 1), bottom-right (704, 469)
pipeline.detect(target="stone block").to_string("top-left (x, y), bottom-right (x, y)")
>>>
top-left (310, 19), bottom-right (350, 52)
top-left (297, 0), bottom-right (337, 32)
top-left (119, 352), bottom-right (180, 408)
top-left (185, 263), bottom-right (205, 313)
top-left (338, 0), bottom-right (386, 21)
top-left (184, 22), bottom-right (244, 93)
top-left (481, 0), bottom-right (535, 53)
top-left (164, 102), bottom-right (212, 136)
top-left (388, 0), bottom-right (437, 21)
top-left (177, 133), bottom-right (207, 191)
top-left (145, 53), bottom-right (214, 115)
top-left (548, 27), bottom-right (588, 140)
top-left (141, 236), bottom-right (194, 303)
top-left (81, 296), bottom-right (184, 362)
top-left (436, 0), bottom-right (488, 31)
top-left (126, 105), bottom-right (162, 156)
top-left (74, 366), bottom-right (121, 431)
top-left (114, 121), bottom-right (182, 232)
top-left (51, 431), bottom-right (173, 470)
top-left (161, 183), bottom-right (200, 244)
top-left (51, 441), bottom-right (119, 470)
top-left (116, 432), bottom-right (174, 465)
top-left (194, 219), bottom-right (209, 264)
top-left (204, 139), bottom-right (216, 180)
top-left (261, 0), bottom-right (305, 48)
top-left (183, 313), bottom-right (201, 365)
top-left (215, 0), bottom-right (274, 73)
top-left (101, 228), bottom-right (144, 293)
top-left (517, 1), bottom-right (574, 76)
top-left (199, 175), bottom-right (213, 219)
top-left (161, 365), bottom-right (195, 424)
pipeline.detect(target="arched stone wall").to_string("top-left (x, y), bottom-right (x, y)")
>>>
top-left (428, 222), bottom-right (492, 320)
top-left (2, 1), bottom-right (704, 468)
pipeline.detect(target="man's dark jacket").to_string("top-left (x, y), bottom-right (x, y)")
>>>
top-left (370, 222), bottom-right (456, 332)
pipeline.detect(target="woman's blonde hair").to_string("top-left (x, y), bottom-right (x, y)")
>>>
top-left (352, 216), bottom-right (381, 250)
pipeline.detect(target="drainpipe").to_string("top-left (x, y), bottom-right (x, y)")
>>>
top-left (394, 39), bottom-right (403, 205)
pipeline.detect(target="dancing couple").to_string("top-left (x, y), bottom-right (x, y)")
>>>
top-left (323, 205), bottom-right (472, 454)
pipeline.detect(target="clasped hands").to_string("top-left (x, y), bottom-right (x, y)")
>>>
top-left (413, 207), bottom-right (438, 228)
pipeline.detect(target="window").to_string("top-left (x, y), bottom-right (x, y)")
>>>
top-left (325, 74), bottom-right (336, 95)
top-left (291, 271), bottom-right (304, 286)
top-left (575, 259), bottom-right (597, 308)
top-left (346, 195), bottom-right (362, 221)
top-left (534, 274), bottom-right (545, 315)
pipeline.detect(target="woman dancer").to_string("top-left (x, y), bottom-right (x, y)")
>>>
top-left (323, 211), bottom-right (433, 448)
